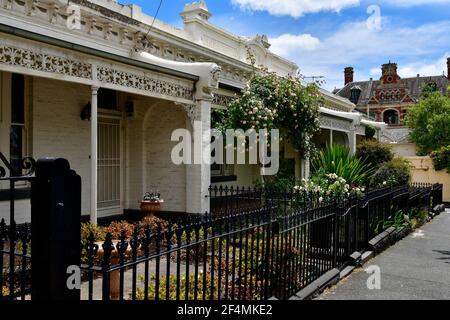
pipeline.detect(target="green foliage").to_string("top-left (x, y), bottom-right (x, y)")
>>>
top-left (356, 139), bottom-right (393, 169)
top-left (370, 209), bottom-right (407, 236)
top-left (405, 92), bottom-right (450, 155)
top-left (299, 172), bottom-right (365, 198)
top-left (311, 144), bottom-right (375, 186)
top-left (211, 108), bottom-right (228, 134)
top-left (257, 158), bottom-right (295, 191)
top-left (371, 158), bottom-right (411, 187)
top-left (409, 209), bottom-right (429, 229)
top-left (81, 222), bottom-right (106, 244)
top-left (383, 210), bottom-right (408, 230)
top-left (421, 82), bottom-right (438, 97)
top-left (430, 145), bottom-right (450, 173)
top-left (135, 273), bottom-right (213, 300)
top-left (365, 125), bottom-right (376, 139)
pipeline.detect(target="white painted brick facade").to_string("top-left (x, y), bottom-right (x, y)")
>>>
top-left (32, 78), bottom-right (92, 215)
top-left (1, 75), bottom-right (196, 221)
top-left (126, 99), bottom-right (188, 213)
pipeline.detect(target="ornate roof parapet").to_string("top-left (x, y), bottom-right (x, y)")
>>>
top-left (180, 0), bottom-right (211, 22)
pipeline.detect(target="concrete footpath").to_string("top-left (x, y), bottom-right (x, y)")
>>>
top-left (319, 210), bottom-right (450, 300)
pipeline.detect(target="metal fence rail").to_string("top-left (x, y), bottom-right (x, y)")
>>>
top-left (80, 183), bottom-right (443, 301)
top-left (0, 149), bottom-right (444, 301)
top-left (0, 152), bottom-right (35, 301)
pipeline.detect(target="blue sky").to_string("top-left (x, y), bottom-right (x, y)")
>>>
top-left (129, 0), bottom-right (450, 90)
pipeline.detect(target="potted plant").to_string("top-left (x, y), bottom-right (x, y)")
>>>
top-left (140, 191), bottom-right (164, 215)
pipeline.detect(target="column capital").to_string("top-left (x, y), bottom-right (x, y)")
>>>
top-left (91, 86), bottom-right (100, 93)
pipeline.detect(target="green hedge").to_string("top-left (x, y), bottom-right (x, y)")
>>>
top-left (356, 140), bottom-right (394, 169)
top-left (371, 158), bottom-right (411, 187)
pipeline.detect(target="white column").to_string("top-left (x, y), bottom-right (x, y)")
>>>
top-left (186, 99), bottom-right (211, 214)
top-left (348, 126), bottom-right (357, 155)
top-left (300, 155), bottom-right (310, 180)
top-left (329, 129), bottom-right (333, 146)
top-left (90, 86), bottom-right (99, 224)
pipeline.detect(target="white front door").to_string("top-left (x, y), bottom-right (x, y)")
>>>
top-left (97, 117), bottom-right (122, 216)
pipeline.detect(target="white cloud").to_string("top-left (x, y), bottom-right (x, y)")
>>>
top-left (382, 0), bottom-right (450, 7)
top-left (230, 0), bottom-right (450, 18)
top-left (268, 19), bottom-right (450, 90)
top-left (269, 34), bottom-right (320, 55)
top-left (397, 54), bottom-right (450, 78)
top-left (231, 0), bottom-right (360, 18)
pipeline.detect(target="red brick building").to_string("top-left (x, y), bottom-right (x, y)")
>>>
top-left (334, 59), bottom-right (450, 145)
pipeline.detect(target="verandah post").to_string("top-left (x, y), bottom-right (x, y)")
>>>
top-left (31, 158), bottom-right (81, 300)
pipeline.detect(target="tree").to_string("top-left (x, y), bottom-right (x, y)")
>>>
top-left (404, 92), bottom-right (450, 155)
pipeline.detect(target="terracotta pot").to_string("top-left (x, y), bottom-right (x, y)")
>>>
top-left (140, 201), bottom-right (162, 214)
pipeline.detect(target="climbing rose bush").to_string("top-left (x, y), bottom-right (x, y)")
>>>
top-left (218, 65), bottom-right (322, 155)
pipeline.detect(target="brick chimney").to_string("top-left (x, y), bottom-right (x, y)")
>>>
top-left (344, 67), bottom-right (354, 85)
top-left (447, 57), bottom-right (450, 81)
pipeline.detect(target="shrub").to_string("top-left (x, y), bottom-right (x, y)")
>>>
top-left (81, 222), bottom-right (106, 244)
top-left (104, 221), bottom-right (134, 239)
top-left (356, 140), bottom-right (393, 169)
top-left (312, 144), bottom-right (375, 186)
top-left (409, 209), bottom-right (429, 229)
top-left (371, 158), bottom-right (411, 187)
top-left (296, 172), bottom-right (365, 200)
top-left (365, 125), bottom-right (376, 139)
top-left (135, 273), bottom-right (214, 300)
top-left (430, 145), bottom-right (450, 173)
top-left (138, 215), bottom-right (171, 235)
top-left (369, 209), bottom-right (407, 236)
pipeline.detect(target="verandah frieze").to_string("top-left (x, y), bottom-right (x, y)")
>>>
top-left (96, 66), bottom-right (194, 101)
top-left (0, 44), bottom-right (92, 79)
top-left (0, 43), bottom-right (195, 102)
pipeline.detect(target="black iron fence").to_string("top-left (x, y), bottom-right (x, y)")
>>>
top-left (0, 152), bottom-right (445, 300)
top-left (0, 154), bottom-right (35, 300)
top-left (79, 183), bottom-right (443, 300)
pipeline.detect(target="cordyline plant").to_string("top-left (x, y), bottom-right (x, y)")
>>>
top-left (213, 52), bottom-right (323, 156)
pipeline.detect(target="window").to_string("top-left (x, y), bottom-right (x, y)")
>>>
top-left (10, 74), bottom-right (25, 175)
top-left (211, 136), bottom-right (236, 182)
top-left (383, 109), bottom-right (399, 125)
top-left (350, 86), bottom-right (361, 104)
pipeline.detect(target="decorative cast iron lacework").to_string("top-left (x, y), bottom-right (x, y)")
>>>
top-left (0, 152), bottom-right (36, 178)
top-left (212, 93), bottom-right (237, 107)
top-left (319, 115), bottom-right (352, 131)
top-left (0, 45), bottom-right (92, 79)
top-left (96, 66), bottom-right (195, 101)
